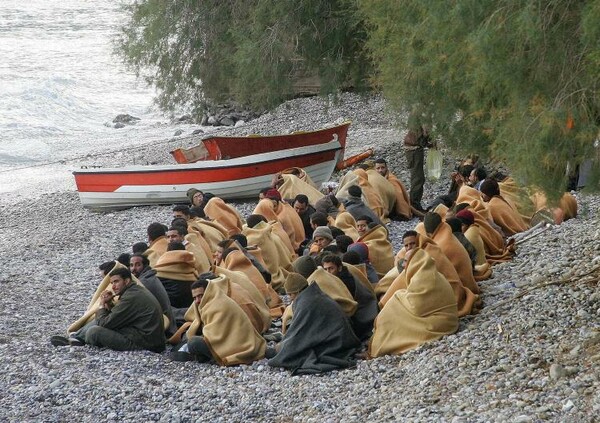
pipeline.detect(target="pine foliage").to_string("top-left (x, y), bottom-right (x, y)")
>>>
top-left (116, 0), bottom-right (370, 114)
top-left (360, 0), bottom-right (600, 197)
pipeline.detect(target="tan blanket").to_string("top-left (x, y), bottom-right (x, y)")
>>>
top-left (253, 198), bottom-right (305, 251)
top-left (243, 221), bottom-right (293, 291)
top-left (416, 221), bottom-right (479, 294)
top-left (368, 249), bottom-right (458, 357)
top-left (464, 225), bottom-right (492, 281)
top-left (307, 267), bottom-right (358, 316)
top-left (68, 261), bottom-right (143, 332)
top-left (154, 250), bottom-right (198, 282)
top-left (188, 277), bottom-right (266, 365)
top-left (223, 249), bottom-right (285, 318)
top-left (184, 240), bottom-right (211, 274)
top-left (203, 197), bottom-right (244, 237)
top-left (277, 173), bottom-right (324, 206)
top-left (146, 236), bottom-right (169, 268)
top-left (213, 266), bottom-right (272, 329)
top-left (366, 169), bottom-right (397, 223)
top-left (190, 218), bottom-right (227, 252)
top-left (185, 231), bottom-right (214, 261)
top-left (488, 196), bottom-right (529, 236)
top-left (334, 211), bottom-right (359, 241)
top-left (386, 171), bottom-right (412, 220)
top-left (358, 224), bottom-right (394, 277)
top-left (467, 201), bottom-right (511, 263)
top-left (336, 170), bottom-right (385, 220)
top-left (383, 233), bottom-right (479, 316)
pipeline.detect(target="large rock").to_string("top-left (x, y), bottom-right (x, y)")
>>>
top-left (112, 114), bottom-right (140, 124)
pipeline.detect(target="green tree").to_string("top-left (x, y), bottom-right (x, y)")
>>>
top-left (116, 0), bottom-right (370, 115)
top-left (360, 0), bottom-right (600, 197)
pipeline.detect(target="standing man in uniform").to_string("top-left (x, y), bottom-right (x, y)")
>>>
top-left (404, 124), bottom-right (432, 212)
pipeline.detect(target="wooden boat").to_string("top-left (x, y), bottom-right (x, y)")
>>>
top-left (73, 122), bottom-right (350, 209)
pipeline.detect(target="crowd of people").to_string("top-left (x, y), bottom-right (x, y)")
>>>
top-left (51, 147), bottom-right (578, 375)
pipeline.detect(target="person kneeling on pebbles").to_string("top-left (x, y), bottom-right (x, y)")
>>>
top-left (170, 278), bottom-right (266, 365)
top-left (51, 267), bottom-right (166, 352)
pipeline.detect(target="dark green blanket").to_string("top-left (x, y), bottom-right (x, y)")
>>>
top-left (268, 283), bottom-right (360, 375)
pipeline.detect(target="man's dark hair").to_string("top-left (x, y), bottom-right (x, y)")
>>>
top-left (322, 244), bottom-right (341, 255)
top-left (446, 217), bottom-right (463, 233)
top-left (130, 254), bottom-right (150, 268)
top-left (147, 222), bottom-right (167, 242)
top-left (342, 250), bottom-right (361, 265)
top-left (458, 164), bottom-right (475, 179)
top-left (356, 215), bottom-right (373, 224)
top-left (229, 234), bottom-right (248, 248)
top-left (294, 194), bottom-right (309, 205)
top-left (259, 187), bottom-right (271, 196)
top-left (348, 185), bottom-right (362, 198)
top-left (171, 217), bottom-right (188, 230)
top-left (310, 211), bottom-right (328, 227)
top-left (108, 267), bottom-right (132, 280)
top-left (374, 158), bottom-right (387, 165)
top-left (322, 254), bottom-right (342, 267)
top-left (191, 279), bottom-right (209, 290)
top-left (402, 230), bottom-right (418, 240)
top-left (217, 239), bottom-right (233, 249)
top-left (246, 214), bottom-right (267, 228)
top-left (167, 241), bottom-right (186, 251)
top-left (169, 225), bottom-right (188, 236)
top-left (473, 167), bottom-right (487, 181)
top-left (198, 272), bottom-right (218, 280)
top-left (99, 261), bottom-right (116, 276)
top-left (329, 226), bottom-right (345, 239)
top-left (132, 242), bottom-right (148, 254)
top-left (335, 235), bottom-right (354, 253)
top-left (117, 253), bottom-right (131, 267)
top-left (189, 206), bottom-right (206, 219)
top-left (172, 204), bottom-right (191, 216)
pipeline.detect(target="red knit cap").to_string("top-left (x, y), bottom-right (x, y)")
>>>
top-left (455, 209), bottom-right (475, 226)
top-left (265, 188), bottom-right (282, 201)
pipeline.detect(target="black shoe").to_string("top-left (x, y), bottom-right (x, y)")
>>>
top-left (68, 336), bottom-right (85, 347)
top-left (50, 335), bottom-right (70, 347)
top-left (170, 351), bottom-right (195, 362)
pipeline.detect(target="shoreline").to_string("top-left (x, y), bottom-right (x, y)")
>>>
top-left (1, 94), bottom-right (598, 421)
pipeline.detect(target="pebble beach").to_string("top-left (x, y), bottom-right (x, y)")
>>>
top-left (0, 94), bottom-right (599, 422)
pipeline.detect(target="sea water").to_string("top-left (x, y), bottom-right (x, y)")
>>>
top-left (0, 0), bottom-right (182, 198)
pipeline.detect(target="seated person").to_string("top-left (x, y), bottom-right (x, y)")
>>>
top-left (374, 158), bottom-right (412, 220)
top-left (455, 210), bottom-right (493, 281)
top-left (343, 185), bottom-right (383, 227)
top-left (480, 179), bottom-right (529, 236)
top-left (52, 267), bottom-right (166, 352)
top-left (355, 215), bottom-right (373, 238)
top-left (346, 242), bottom-right (379, 284)
top-left (267, 273), bottom-right (360, 375)
top-left (368, 249), bottom-right (458, 357)
top-left (130, 254), bottom-right (177, 336)
top-left (171, 278), bottom-right (266, 365)
top-left (321, 255), bottom-right (378, 341)
top-left (154, 248), bottom-right (198, 309)
top-left (305, 226), bottom-right (334, 256)
top-left (446, 217), bottom-right (477, 269)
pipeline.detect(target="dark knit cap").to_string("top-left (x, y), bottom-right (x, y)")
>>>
top-left (455, 209), bottom-right (475, 226)
top-left (284, 272), bottom-right (308, 294)
top-left (186, 188), bottom-right (202, 204)
top-left (423, 212), bottom-right (442, 234)
top-left (348, 185), bottom-right (362, 198)
top-left (292, 256), bottom-right (317, 278)
top-left (480, 179), bottom-right (500, 198)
